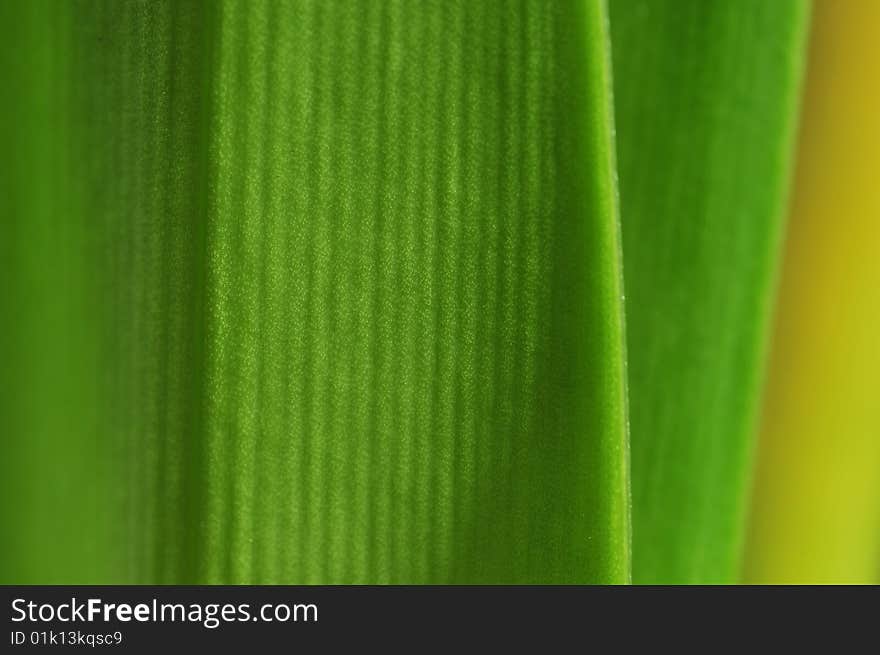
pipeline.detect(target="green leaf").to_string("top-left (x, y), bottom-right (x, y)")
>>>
top-left (608, 0), bottom-right (811, 583)
top-left (1, 1), bottom-right (628, 583)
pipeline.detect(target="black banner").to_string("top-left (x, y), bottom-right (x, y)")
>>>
top-left (2, 585), bottom-right (874, 650)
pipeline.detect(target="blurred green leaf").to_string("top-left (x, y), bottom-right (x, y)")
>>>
top-left (608, 0), bottom-right (810, 583)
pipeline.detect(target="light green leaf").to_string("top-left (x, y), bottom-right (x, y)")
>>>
top-left (608, 0), bottom-right (811, 583)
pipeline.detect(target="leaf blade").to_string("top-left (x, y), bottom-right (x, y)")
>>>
top-left (608, 0), bottom-right (811, 583)
top-left (1, 0), bottom-right (630, 584)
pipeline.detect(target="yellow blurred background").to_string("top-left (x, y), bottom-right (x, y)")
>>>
top-left (745, 0), bottom-right (880, 583)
